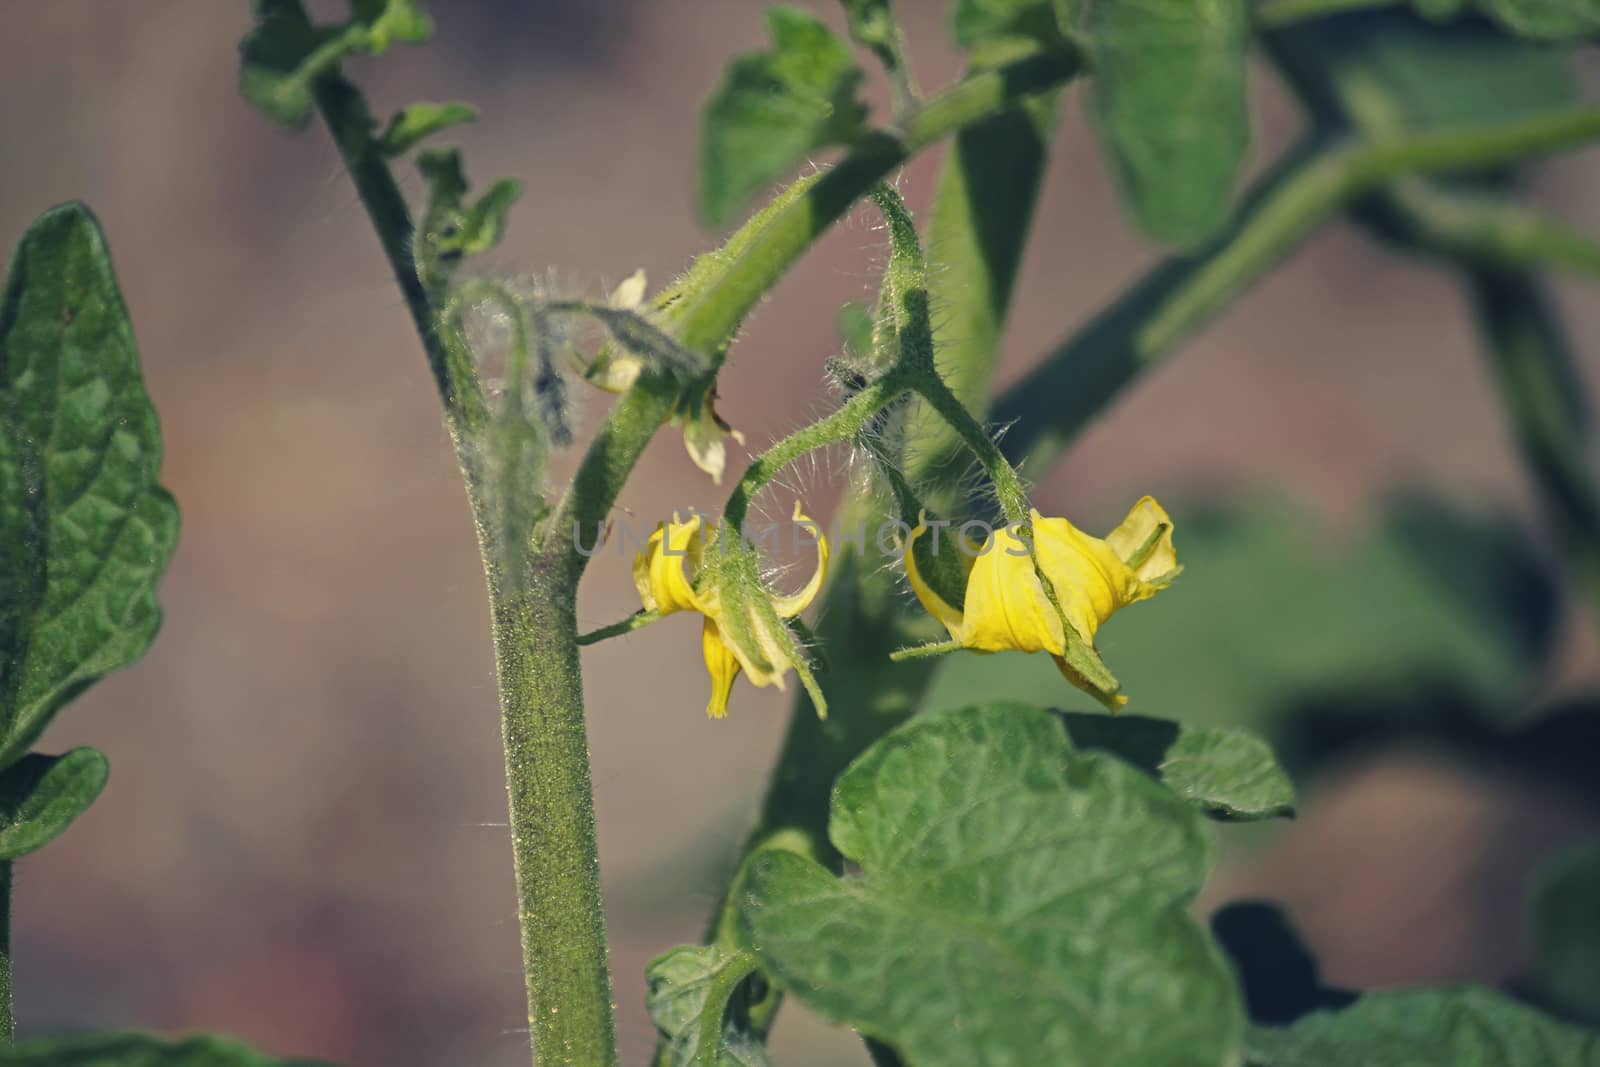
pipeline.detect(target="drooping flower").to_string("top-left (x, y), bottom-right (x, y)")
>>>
top-left (586, 269), bottom-right (746, 483)
top-left (904, 496), bottom-right (1180, 709)
top-left (634, 505), bottom-right (828, 718)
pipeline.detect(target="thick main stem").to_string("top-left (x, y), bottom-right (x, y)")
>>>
top-left (310, 67), bottom-right (614, 1065)
top-left (489, 565), bottom-right (617, 1065)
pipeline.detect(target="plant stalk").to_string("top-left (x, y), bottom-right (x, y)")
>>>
top-left (310, 71), bottom-right (614, 1066)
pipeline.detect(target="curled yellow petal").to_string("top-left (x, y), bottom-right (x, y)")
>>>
top-left (769, 501), bottom-right (830, 618)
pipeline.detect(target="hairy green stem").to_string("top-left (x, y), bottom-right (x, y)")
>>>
top-left (724, 373), bottom-right (910, 529)
top-left (311, 70), bottom-right (614, 1066)
top-left (491, 569), bottom-right (617, 1065)
top-left (544, 46), bottom-right (1080, 586)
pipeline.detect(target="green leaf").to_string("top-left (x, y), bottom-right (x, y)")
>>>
top-left (1245, 987), bottom-right (1600, 1065)
top-left (1265, 11), bottom-right (1577, 139)
top-left (924, 495), bottom-right (1558, 733)
top-left (951, 0), bottom-right (1067, 44)
top-left (646, 945), bottom-right (771, 1067)
top-left (376, 101), bottom-right (477, 157)
top-left (698, 7), bottom-right (868, 227)
top-left (1060, 712), bottom-right (1296, 820)
top-left (240, 0), bottom-right (434, 127)
top-left (1086, 0), bottom-right (1250, 244)
top-left (739, 702), bottom-right (1244, 1067)
top-left (415, 149), bottom-right (522, 291)
top-left (0, 203), bottom-right (179, 771)
top-left (0, 1033), bottom-right (334, 1066)
top-left (1527, 840), bottom-right (1600, 1027)
top-left (0, 747), bottom-right (108, 860)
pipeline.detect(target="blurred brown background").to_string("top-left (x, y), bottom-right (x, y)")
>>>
top-left (3, 3), bottom-right (1599, 1065)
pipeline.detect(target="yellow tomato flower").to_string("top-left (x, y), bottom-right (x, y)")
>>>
top-left (634, 505), bottom-right (828, 718)
top-left (904, 496), bottom-right (1179, 709)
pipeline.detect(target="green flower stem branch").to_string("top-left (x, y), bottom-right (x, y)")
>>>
top-left (304, 35), bottom-right (1082, 1067)
top-left (997, 103), bottom-right (1600, 475)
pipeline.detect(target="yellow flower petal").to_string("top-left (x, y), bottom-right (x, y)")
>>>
top-left (610, 269), bottom-right (647, 310)
top-left (589, 353), bottom-right (643, 393)
top-left (682, 388), bottom-right (744, 485)
top-left (1104, 495), bottom-right (1180, 584)
top-left (958, 523), bottom-right (1065, 654)
top-left (702, 616), bottom-right (741, 719)
top-left (899, 497), bottom-right (1181, 710)
top-left (1030, 510), bottom-right (1128, 642)
top-left (770, 502), bottom-right (830, 618)
top-left (634, 513), bottom-right (705, 615)
top-left (903, 513), bottom-right (969, 636)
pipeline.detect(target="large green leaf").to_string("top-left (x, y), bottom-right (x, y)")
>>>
top-left (0, 748), bottom-right (108, 860)
top-left (1527, 840), bottom-right (1600, 1027)
top-left (1246, 987), bottom-right (1600, 1065)
top-left (0, 203), bottom-right (179, 770)
top-left (924, 495), bottom-right (1558, 733)
top-left (698, 7), bottom-right (868, 226)
top-left (1060, 712), bottom-right (1295, 820)
top-left (0, 1033), bottom-right (333, 1066)
top-left (239, 0), bottom-right (433, 127)
top-left (739, 702), bottom-right (1244, 1067)
top-left (1085, 0), bottom-right (1251, 244)
top-left (646, 945), bottom-right (770, 1067)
